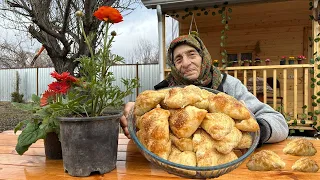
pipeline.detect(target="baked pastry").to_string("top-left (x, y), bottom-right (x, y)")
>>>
top-left (134, 90), bottom-right (167, 116)
top-left (246, 150), bottom-right (285, 171)
top-left (235, 117), bottom-right (260, 132)
top-left (283, 138), bottom-right (317, 156)
top-left (192, 129), bottom-right (217, 152)
top-left (170, 132), bottom-right (194, 152)
top-left (236, 132), bottom-right (253, 149)
top-left (201, 112), bottom-right (235, 140)
top-left (169, 106), bottom-right (207, 138)
top-left (292, 157), bottom-right (319, 172)
top-left (136, 107), bottom-right (171, 159)
top-left (163, 85), bottom-right (203, 109)
top-left (194, 89), bottom-right (215, 110)
top-left (168, 146), bottom-right (197, 166)
top-left (208, 92), bottom-right (251, 120)
top-left (215, 127), bottom-right (242, 154)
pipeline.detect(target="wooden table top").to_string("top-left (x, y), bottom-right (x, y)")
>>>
top-left (0, 130), bottom-right (319, 180)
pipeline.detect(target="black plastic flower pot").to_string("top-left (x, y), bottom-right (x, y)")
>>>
top-left (44, 132), bottom-right (62, 159)
top-left (58, 110), bottom-right (122, 177)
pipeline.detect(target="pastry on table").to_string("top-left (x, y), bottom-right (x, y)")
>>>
top-left (136, 107), bottom-right (171, 160)
top-left (208, 92), bottom-right (251, 120)
top-left (236, 132), bottom-right (253, 149)
top-left (134, 90), bottom-right (167, 116)
top-left (194, 89), bottom-right (215, 110)
top-left (246, 150), bottom-right (285, 171)
top-left (169, 105), bottom-right (207, 138)
top-left (170, 132), bottom-right (194, 152)
top-left (283, 138), bottom-right (317, 156)
top-left (215, 127), bottom-right (242, 154)
top-left (235, 117), bottom-right (260, 132)
top-left (201, 112), bottom-right (235, 140)
top-left (163, 85), bottom-right (203, 109)
top-left (292, 157), bottom-right (319, 173)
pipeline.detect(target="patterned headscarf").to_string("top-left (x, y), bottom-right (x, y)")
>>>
top-left (165, 34), bottom-right (222, 89)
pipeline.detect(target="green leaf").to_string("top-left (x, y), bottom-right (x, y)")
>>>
top-left (14, 120), bottom-right (29, 133)
top-left (289, 129), bottom-right (295, 134)
top-left (311, 84), bottom-right (315, 88)
top-left (220, 42), bottom-right (224, 47)
top-left (313, 116), bottom-right (318, 121)
top-left (299, 129), bottom-right (304, 133)
top-left (317, 91), bottom-right (320, 96)
top-left (31, 94), bottom-right (40, 103)
top-left (315, 110), bottom-right (320, 115)
top-left (310, 69), bottom-right (314, 74)
top-left (221, 35), bottom-right (225, 40)
top-left (213, 5), bottom-right (218, 8)
top-left (302, 105), bottom-right (307, 109)
top-left (317, 98), bottom-right (320, 103)
top-left (212, 12), bottom-right (216, 16)
top-left (15, 122), bottom-right (46, 155)
top-left (310, 15), bottom-right (315, 20)
top-left (314, 37), bottom-right (320, 42)
top-left (312, 95), bottom-right (317, 99)
top-left (228, 8), bottom-right (232, 13)
top-left (317, 73), bottom-right (320, 78)
top-left (312, 102), bottom-right (317, 107)
top-left (314, 121), bottom-right (318, 126)
top-left (308, 112), bottom-right (314, 116)
top-left (301, 119), bottom-right (306, 124)
top-left (311, 78), bottom-right (316, 82)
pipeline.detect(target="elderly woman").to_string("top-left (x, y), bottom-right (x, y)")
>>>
top-left (120, 34), bottom-right (288, 146)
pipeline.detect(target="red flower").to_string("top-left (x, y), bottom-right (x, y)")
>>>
top-left (48, 81), bottom-right (70, 94)
top-left (93, 6), bottom-right (123, 23)
top-left (40, 90), bottom-right (56, 107)
top-left (50, 71), bottom-right (78, 83)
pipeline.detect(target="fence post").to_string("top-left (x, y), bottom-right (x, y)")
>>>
top-left (36, 67), bottom-right (39, 96)
top-left (136, 62), bottom-right (139, 97)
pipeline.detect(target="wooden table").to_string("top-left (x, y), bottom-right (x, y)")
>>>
top-left (0, 131), bottom-right (319, 180)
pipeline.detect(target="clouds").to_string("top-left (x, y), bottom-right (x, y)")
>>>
top-left (110, 6), bottom-right (158, 62)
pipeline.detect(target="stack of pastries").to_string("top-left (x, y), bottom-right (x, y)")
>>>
top-left (133, 85), bottom-right (259, 167)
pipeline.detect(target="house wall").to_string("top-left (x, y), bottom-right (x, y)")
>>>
top-left (175, 0), bottom-right (312, 116)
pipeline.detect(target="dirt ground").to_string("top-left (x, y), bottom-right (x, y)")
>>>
top-left (0, 101), bottom-right (32, 133)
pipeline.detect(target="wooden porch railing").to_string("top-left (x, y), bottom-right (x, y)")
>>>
top-left (219, 64), bottom-right (316, 131)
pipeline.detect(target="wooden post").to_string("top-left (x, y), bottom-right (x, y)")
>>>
top-left (162, 14), bottom-right (166, 79)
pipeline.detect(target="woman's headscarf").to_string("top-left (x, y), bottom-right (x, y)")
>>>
top-left (165, 34), bottom-right (222, 89)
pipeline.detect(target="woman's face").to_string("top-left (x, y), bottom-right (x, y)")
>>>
top-left (173, 44), bottom-right (202, 81)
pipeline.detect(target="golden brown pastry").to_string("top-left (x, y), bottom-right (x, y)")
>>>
top-left (163, 85), bottom-right (203, 109)
top-left (215, 127), bottom-right (242, 154)
top-left (292, 157), bottom-right (319, 173)
top-left (168, 146), bottom-right (197, 167)
top-left (218, 151), bottom-right (238, 165)
top-left (134, 90), bottom-right (167, 116)
top-left (235, 117), bottom-right (260, 132)
top-left (196, 147), bottom-right (220, 167)
top-left (246, 150), bottom-right (285, 171)
top-left (208, 92), bottom-right (251, 120)
top-left (193, 129), bottom-right (217, 152)
top-left (283, 138), bottom-right (317, 156)
top-left (169, 106), bottom-right (207, 138)
top-left (170, 133), bottom-right (194, 152)
top-left (193, 89), bottom-right (215, 110)
top-left (136, 107), bottom-right (171, 159)
top-left (201, 112), bottom-right (235, 140)
top-left (236, 132), bottom-right (253, 149)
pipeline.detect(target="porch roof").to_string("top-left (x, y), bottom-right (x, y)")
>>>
top-left (141, 0), bottom-right (289, 12)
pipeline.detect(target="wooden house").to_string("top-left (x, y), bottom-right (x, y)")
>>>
top-left (141, 0), bottom-right (320, 133)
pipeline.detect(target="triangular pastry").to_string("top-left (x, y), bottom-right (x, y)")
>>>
top-left (283, 138), bottom-right (317, 156)
top-left (208, 92), bottom-right (251, 120)
top-left (246, 150), bottom-right (285, 171)
top-left (235, 117), bottom-right (259, 132)
top-left (292, 157), bottom-right (319, 172)
top-left (134, 90), bottom-right (167, 116)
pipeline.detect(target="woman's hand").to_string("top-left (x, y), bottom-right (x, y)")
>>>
top-left (120, 102), bottom-right (135, 138)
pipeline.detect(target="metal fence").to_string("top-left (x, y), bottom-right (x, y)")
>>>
top-left (0, 64), bottom-right (160, 103)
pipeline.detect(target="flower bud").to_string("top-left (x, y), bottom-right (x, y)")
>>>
top-left (75, 11), bottom-right (84, 17)
top-left (111, 31), bottom-right (117, 36)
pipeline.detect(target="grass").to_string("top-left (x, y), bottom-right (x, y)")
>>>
top-left (0, 101), bottom-right (32, 133)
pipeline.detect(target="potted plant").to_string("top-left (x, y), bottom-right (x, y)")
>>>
top-left (13, 6), bottom-right (139, 177)
top-left (254, 58), bottom-right (261, 66)
top-left (280, 56), bottom-right (286, 65)
top-left (213, 59), bottom-right (219, 67)
top-left (288, 56), bottom-right (295, 64)
top-left (265, 58), bottom-right (271, 65)
top-left (232, 60), bottom-right (239, 67)
top-left (297, 55), bottom-right (306, 64)
top-left (242, 59), bottom-right (251, 66)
